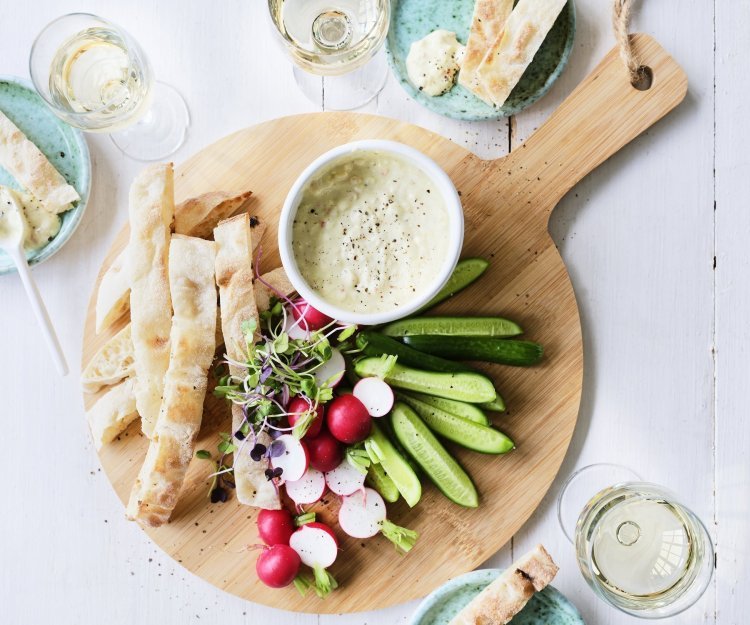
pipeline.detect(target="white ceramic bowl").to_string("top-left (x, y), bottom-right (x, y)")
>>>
top-left (278, 139), bottom-right (464, 325)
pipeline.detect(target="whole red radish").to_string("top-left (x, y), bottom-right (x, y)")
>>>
top-left (292, 298), bottom-right (332, 331)
top-left (306, 429), bottom-right (343, 473)
top-left (287, 397), bottom-right (324, 438)
top-left (326, 394), bottom-right (372, 444)
top-left (256, 544), bottom-right (301, 588)
top-left (257, 508), bottom-right (295, 546)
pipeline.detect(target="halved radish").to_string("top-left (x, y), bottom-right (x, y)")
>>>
top-left (325, 459), bottom-right (366, 496)
top-left (313, 347), bottom-right (345, 388)
top-left (292, 298), bottom-right (333, 331)
top-left (285, 467), bottom-right (326, 504)
top-left (338, 488), bottom-right (418, 553)
top-left (270, 435), bottom-right (309, 482)
top-left (289, 522), bottom-right (339, 598)
top-left (284, 313), bottom-right (311, 340)
top-left (353, 377), bottom-right (394, 417)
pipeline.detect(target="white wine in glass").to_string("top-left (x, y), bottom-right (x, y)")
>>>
top-left (268, 0), bottom-right (390, 110)
top-left (558, 466), bottom-right (713, 619)
top-left (30, 13), bottom-right (189, 161)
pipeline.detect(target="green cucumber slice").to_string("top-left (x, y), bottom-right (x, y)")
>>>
top-left (355, 358), bottom-right (496, 403)
top-left (403, 336), bottom-right (544, 367)
top-left (396, 393), bottom-right (514, 454)
top-left (391, 403), bottom-right (479, 508)
top-left (356, 331), bottom-right (473, 373)
top-left (365, 463), bottom-right (400, 503)
top-left (418, 258), bottom-right (489, 312)
top-left (399, 391), bottom-right (489, 425)
top-left (382, 316), bottom-right (523, 338)
top-left (479, 396), bottom-right (507, 412)
top-left (364, 423), bottom-right (421, 507)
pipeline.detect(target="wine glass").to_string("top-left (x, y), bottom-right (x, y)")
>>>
top-left (557, 464), bottom-right (714, 619)
top-left (29, 13), bottom-right (189, 161)
top-left (267, 0), bottom-right (390, 110)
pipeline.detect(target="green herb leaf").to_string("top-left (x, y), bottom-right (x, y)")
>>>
top-left (241, 318), bottom-right (257, 340)
top-left (196, 450), bottom-right (212, 460)
top-left (273, 332), bottom-right (289, 354)
top-left (338, 325), bottom-right (357, 342)
top-left (218, 440), bottom-right (238, 454)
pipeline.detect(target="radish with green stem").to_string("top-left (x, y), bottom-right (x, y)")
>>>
top-left (287, 396), bottom-right (324, 439)
top-left (353, 377), bottom-right (394, 417)
top-left (338, 488), bottom-right (418, 553)
top-left (257, 509), bottom-right (295, 546)
top-left (269, 434), bottom-right (309, 482)
top-left (325, 459), bottom-right (366, 496)
top-left (285, 467), bottom-right (326, 505)
top-left (256, 544), bottom-right (301, 588)
top-left (289, 522), bottom-right (339, 598)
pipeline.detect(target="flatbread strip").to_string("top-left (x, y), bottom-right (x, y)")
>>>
top-left (214, 214), bottom-right (280, 510)
top-left (95, 248), bottom-right (130, 334)
top-left (127, 235), bottom-right (217, 528)
top-left (254, 267), bottom-right (296, 312)
top-left (81, 323), bottom-right (134, 393)
top-left (476, 0), bottom-right (567, 107)
top-left (87, 378), bottom-right (138, 450)
top-left (458, 0), bottom-right (514, 100)
top-left (175, 190), bottom-right (253, 239)
top-left (0, 109), bottom-right (80, 213)
top-left (449, 545), bottom-right (558, 625)
top-left (128, 163), bottom-right (175, 437)
top-left (95, 191), bottom-right (260, 336)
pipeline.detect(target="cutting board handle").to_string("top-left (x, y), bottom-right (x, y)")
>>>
top-left (502, 34), bottom-right (688, 223)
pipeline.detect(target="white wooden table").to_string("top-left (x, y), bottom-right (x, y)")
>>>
top-left (0, 1), bottom-right (746, 623)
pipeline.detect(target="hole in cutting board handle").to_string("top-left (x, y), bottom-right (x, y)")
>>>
top-left (631, 65), bottom-right (653, 91)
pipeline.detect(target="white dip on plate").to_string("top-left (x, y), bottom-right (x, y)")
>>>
top-left (406, 30), bottom-right (465, 96)
top-left (291, 151), bottom-right (450, 315)
top-left (0, 185), bottom-right (61, 250)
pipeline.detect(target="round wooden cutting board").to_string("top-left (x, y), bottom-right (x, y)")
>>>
top-left (82, 36), bottom-right (686, 613)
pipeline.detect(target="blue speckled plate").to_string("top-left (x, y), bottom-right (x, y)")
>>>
top-left (387, 0), bottom-right (576, 120)
top-left (0, 76), bottom-right (90, 275)
top-left (410, 569), bottom-right (585, 625)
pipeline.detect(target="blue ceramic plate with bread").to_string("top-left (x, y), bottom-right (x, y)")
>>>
top-left (410, 569), bottom-right (584, 625)
top-left (387, 0), bottom-right (576, 121)
top-left (0, 76), bottom-right (90, 275)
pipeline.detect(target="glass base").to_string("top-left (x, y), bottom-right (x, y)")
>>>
top-left (293, 50), bottom-right (389, 111)
top-left (557, 463), bottom-right (642, 543)
top-left (110, 81), bottom-right (190, 161)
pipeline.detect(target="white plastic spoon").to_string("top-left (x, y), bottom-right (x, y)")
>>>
top-left (0, 189), bottom-right (68, 376)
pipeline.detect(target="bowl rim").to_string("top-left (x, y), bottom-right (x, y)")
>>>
top-left (278, 139), bottom-right (464, 325)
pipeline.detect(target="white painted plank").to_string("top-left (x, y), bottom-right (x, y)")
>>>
top-left (715, 0), bottom-right (750, 623)
top-left (511, 1), bottom-right (716, 624)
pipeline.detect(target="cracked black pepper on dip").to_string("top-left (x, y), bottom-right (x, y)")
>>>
top-left (291, 150), bottom-right (449, 314)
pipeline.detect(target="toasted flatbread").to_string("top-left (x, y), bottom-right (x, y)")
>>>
top-left (449, 544), bottom-right (558, 625)
top-left (254, 267), bottom-right (296, 313)
top-left (95, 194), bottom-right (260, 337)
top-left (127, 235), bottom-right (217, 527)
top-left (476, 0), bottom-right (567, 107)
top-left (0, 109), bottom-right (80, 213)
top-left (175, 190), bottom-right (254, 239)
top-left (127, 163), bottom-right (174, 437)
top-left (95, 248), bottom-right (130, 334)
top-left (458, 0), bottom-right (514, 101)
top-left (81, 323), bottom-right (134, 393)
top-left (86, 378), bottom-right (138, 450)
top-left (214, 215), bottom-right (280, 509)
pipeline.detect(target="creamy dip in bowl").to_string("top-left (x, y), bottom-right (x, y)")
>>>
top-left (279, 140), bottom-right (463, 325)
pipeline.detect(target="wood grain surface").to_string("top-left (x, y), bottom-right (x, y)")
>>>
top-left (80, 35), bottom-right (686, 613)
